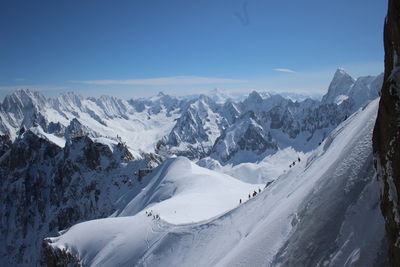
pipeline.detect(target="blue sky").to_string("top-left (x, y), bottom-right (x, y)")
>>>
top-left (0, 0), bottom-right (387, 99)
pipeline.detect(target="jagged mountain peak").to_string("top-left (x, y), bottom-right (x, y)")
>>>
top-left (222, 100), bottom-right (241, 122)
top-left (65, 118), bottom-right (89, 139)
top-left (211, 110), bottom-right (277, 164)
top-left (4, 88), bottom-right (40, 99)
top-left (58, 91), bottom-right (84, 100)
top-left (157, 91), bottom-right (166, 97)
top-left (148, 91), bottom-right (173, 102)
top-left (334, 67), bottom-right (350, 76)
top-left (187, 94), bottom-right (216, 112)
top-left (322, 68), bottom-right (356, 104)
top-left (332, 68), bottom-right (354, 84)
top-left (242, 92), bottom-right (287, 114)
top-left (96, 94), bottom-right (120, 101)
top-left (247, 90), bottom-right (263, 103)
top-left (208, 88), bottom-right (232, 104)
top-left (54, 91), bottom-right (84, 109)
top-left (2, 89), bottom-right (47, 111)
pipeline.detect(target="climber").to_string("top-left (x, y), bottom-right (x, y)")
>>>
top-left (258, 188), bottom-right (261, 193)
top-left (248, 194), bottom-right (251, 199)
top-left (298, 157), bottom-right (301, 162)
top-left (252, 191), bottom-right (257, 197)
top-left (265, 181), bottom-right (273, 188)
top-left (239, 199), bottom-right (242, 204)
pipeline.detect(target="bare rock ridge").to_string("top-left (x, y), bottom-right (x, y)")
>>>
top-left (373, 0), bottom-right (400, 265)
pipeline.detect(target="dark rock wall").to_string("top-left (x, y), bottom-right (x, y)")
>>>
top-left (0, 131), bottom-right (152, 266)
top-left (373, 0), bottom-right (400, 266)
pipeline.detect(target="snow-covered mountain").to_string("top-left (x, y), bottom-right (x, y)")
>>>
top-left (321, 68), bottom-right (356, 104)
top-left (0, 68), bottom-right (385, 266)
top-left (0, 69), bottom-right (382, 165)
top-left (158, 70), bottom-right (382, 163)
top-left (43, 98), bottom-right (387, 267)
top-left (211, 110), bottom-right (278, 164)
top-left (156, 95), bottom-right (229, 159)
top-left (0, 89), bottom-right (185, 155)
top-left (182, 88), bottom-right (248, 104)
top-left (322, 68), bottom-right (383, 106)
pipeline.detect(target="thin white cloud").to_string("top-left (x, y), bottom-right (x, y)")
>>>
top-left (72, 76), bottom-right (248, 85)
top-left (272, 68), bottom-right (296, 73)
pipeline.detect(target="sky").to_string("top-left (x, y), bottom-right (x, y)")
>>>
top-left (0, 0), bottom-right (387, 99)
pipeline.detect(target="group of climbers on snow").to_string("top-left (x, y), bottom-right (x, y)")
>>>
top-left (248, 188), bottom-right (261, 198)
top-left (240, 187), bottom-right (264, 204)
top-left (145, 210), bottom-right (160, 220)
top-left (239, 157), bottom-right (303, 206)
top-left (289, 157), bottom-right (301, 168)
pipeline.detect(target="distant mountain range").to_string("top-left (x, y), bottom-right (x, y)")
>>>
top-left (0, 69), bottom-right (384, 265)
top-left (0, 69), bottom-right (383, 164)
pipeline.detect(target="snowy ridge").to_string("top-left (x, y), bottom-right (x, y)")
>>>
top-left (198, 147), bottom-right (307, 184)
top-left (44, 99), bottom-right (387, 267)
top-left (113, 157), bottom-right (261, 224)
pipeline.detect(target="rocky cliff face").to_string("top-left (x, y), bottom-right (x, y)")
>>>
top-left (0, 130), bottom-right (158, 266)
top-left (373, 0), bottom-right (400, 265)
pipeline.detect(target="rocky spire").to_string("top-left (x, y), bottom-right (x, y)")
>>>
top-left (322, 68), bottom-right (355, 104)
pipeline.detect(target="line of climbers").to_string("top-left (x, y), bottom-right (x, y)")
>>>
top-left (289, 157), bottom-right (301, 168)
top-left (239, 183), bottom-right (270, 204)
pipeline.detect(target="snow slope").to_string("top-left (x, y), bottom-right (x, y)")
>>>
top-left (112, 157), bottom-right (261, 224)
top-left (45, 157), bottom-right (262, 265)
top-left (45, 99), bottom-right (386, 266)
top-left (198, 147), bottom-right (308, 184)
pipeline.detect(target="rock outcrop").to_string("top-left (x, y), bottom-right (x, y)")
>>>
top-left (0, 130), bottom-right (157, 266)
top-left (372, 0), bottom-right (400, 265)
